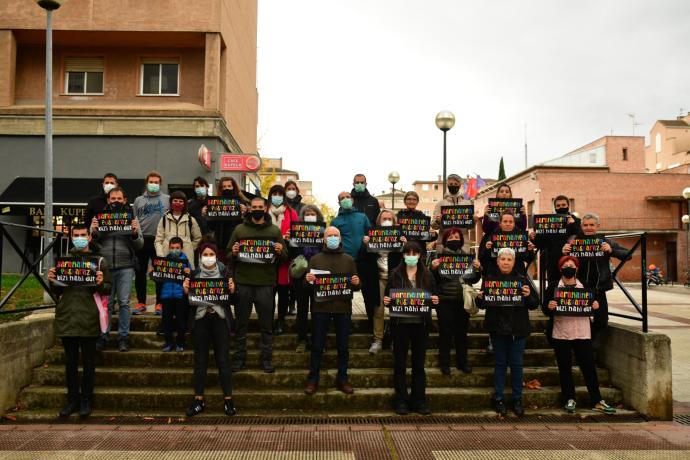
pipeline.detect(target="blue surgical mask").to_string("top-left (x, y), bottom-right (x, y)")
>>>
top-left (147, 183), bottom-right (160, 194)
top-left (340, 198), bottom-right (353, 209)
top-left (326, 236), bottom-right (341, 250)
top-left (271, 195), bottom-right (284, 206)
top-left (354, 183), bottom-right (366, 193)
top-left (72, 237), bottom-right (89, 250)
top-left (404, 255), bottom-right (419, 266)
top-left (195, 187), bottom-right (207, 197)
top-left (169, 249), bottom-right (182, 258)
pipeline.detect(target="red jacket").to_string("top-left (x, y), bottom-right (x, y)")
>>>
top-left (274, 206), bottom-right (299, 285)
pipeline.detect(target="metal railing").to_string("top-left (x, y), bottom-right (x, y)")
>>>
top-left (0, 221), bottom-right (64, 314)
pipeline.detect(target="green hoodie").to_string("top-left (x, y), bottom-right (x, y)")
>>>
top-left (227, 216), bottom-right (288, 286)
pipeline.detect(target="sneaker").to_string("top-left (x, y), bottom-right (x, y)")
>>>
top-left (117, 337), bottom-right (129, 352)
top-left (593, 400), bottom-right (616, 414)
top-left (304, 381), bottom-right (318, 395)
top-left (336, 381), bottom-right (354, 395)
top-left (154, 304), bottom-right (162, 315)
top-left (493, 398), bottom-right (507, 416)
top-left (512, 398), bottom-right (525, 417)
top-left (231, 360), bottom-right (245, 373)
top-left (295, 341), bottom-right (307, 353)
top-left (394, 400), bottom-right (409, 415)
top-left (486, 339), bottom-right (494, 354)
top-left (456, 363), bottom-right (473, 374)
top-left (273, 320), bottom-right (284, 336)
top-left (411, 402), bottom-right (431, 416)
top-left (162, 344), bottom-right (174, 352)
top-left (565, 399), bottom-right (577, 413)
top-left (95, 336), bottom-right (108, 351)
top-left (261, 360), bottom-right (275, 374)
top-left (59, 399), bottom-right (80, 418)
top-left (223, 399), bottom-right (237, 416)
top-left (132, 303), bottom-right (147, 315)
top-left (186, 398), bottom-right (205, 417)
top-left (79, 397), bottom-right (92, 418)
top-left (368, 340), bottom-right (382, 354)
top-left (175, 345), bottom-right (185, 352)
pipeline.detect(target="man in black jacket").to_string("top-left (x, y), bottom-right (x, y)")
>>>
top-left (85, 173), bottom-right (118, 226)
top-left (351, 174), bottom-right (380, 226)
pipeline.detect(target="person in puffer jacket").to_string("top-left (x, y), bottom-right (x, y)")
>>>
top-left (154, 237), bottom-right (191, 352)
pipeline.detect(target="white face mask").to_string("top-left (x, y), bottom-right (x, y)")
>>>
top-left (381, 220), bottom-right (394, 227)
top-left (201, 256), bottom-right (216, 268)
top-left (304, 215), bottom-right (317, 223)
top-left (103, 183), bottom-right (116, 194)
top-left (286, 190), bottom-right (297, 199)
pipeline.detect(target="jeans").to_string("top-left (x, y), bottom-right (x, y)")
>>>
top-left (193, 313), bottom-right (232, 396)
top-left (234, 284), bottom-right (274, 363)
top-left (106, 267), bottom-right (134, 338)
top-left (61, 336), bottom-right (97, 401)
top-left (491, 333), bottom-right (526, 401)
top-left (308, 313), bottom-right (351, 384)
top-left (162, 298), bottom-right (188, 346)
top-left (135, 235), bottom-right (162, 305)
top-left (392, 321), bottom-right (428, 405)
top-left (436, 299), bottom-right (470, 368)
top-left (373, 279), bottom-right (386, 341)
top-left (552, 338), bottom-right (602, 406)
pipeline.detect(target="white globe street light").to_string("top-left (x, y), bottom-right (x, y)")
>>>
top-left (435, 111), bottom-right (456, 195)
top-left (388, 171), bottom-right (400, 210)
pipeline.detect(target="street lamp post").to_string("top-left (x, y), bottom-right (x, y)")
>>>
top-left (35, 0), bottom-right (64, 270)
top-left (683, 187), bottom-right (690, 279)
top-left (388, 171), bottom-right (400, 210)
top-left (435, 111), bottom-right (455, 194)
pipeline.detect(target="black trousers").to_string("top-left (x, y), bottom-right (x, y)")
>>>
top-left (234, 284), bottom-right (274, 362)
top-left (135, 235), bottom-right (161, 305)
top-left (193, 313), bottom-right (232, 396)
top-left (295, 278), bottom-right (311, 342)
top-left (436, 300), bottom-right (470, 368)
top-left (357, 257), bottom-right (380, 325)
top-left (552, 338), bottom-right (602, 406)
top-left (162, 298), bottom-right (188, 346)
top-left (275, 285), bottom-right (290, 322)
top-left (592, 291), bottom-right (609, 343)
top-left (392, 322), bottom-right (428, 405)
top-left (61, 337), bottom-right (97, 401)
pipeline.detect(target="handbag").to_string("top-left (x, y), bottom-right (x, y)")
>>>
top-left (461, 281), bottom-right (479, 316)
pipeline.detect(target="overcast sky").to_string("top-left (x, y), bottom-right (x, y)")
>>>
top-left (256, 0), bottom-right (690, 207)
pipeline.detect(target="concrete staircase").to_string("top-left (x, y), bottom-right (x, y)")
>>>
top-left (14, 313), bottom-right (623, 418)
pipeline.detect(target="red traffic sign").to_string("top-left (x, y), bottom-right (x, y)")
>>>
top-left (198, 144), bottom-right (212, 171)
top-left (220, 154), bottom-right (261, 172)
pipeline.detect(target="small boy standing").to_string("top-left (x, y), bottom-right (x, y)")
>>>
top-left (156, 237), bottom-right (191, 351)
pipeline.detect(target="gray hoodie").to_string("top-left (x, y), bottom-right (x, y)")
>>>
top-left (132, 192), bottom-right (170, 237)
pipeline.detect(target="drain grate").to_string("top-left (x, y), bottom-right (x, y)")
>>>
top-left (674, 414), bottom-right (690, 426)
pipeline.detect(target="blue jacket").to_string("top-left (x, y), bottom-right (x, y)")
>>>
top-left (332, 208), bottom-right (370, 260)
top-left (160, 252), bottom-right (191, 300)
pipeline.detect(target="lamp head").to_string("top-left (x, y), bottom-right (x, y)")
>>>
top-left (36, 0), bottom-right (64, 10)
top-left (388, 171), bottom-right (400, 185)
top-left (435, 111), bottom-right (455, 132)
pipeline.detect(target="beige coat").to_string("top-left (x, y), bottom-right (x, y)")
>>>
top-left (154, 212), bottom-right (202, 269)
top-left (431, 193), bottom-right (474, 252)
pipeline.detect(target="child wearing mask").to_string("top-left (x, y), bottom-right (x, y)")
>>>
top-left (153, 237), bottom-right (191, 352)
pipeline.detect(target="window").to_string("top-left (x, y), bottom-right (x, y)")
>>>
top-left (64, 57), bottom-right (104, 94)
top-left (140, 60), bottom-right (179, 95)
top-left (422, 184), bottom-right (429, 191)
top-left (622, 148), bottom-right (628, 161)
top-left (433, 184), bottom-right (439, 190)
top-left (589, 153), bottom-right (597, 163)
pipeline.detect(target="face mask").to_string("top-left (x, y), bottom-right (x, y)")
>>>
top-left (195, 187), bottom-right (207, 197)
top-left (201, 256), bottom-right (216, 268)
top-left (381, 220), bottom-right (393, 227)
top-left (304, 215), bottom-right (317, 223)
top-left (221, 188), bottom-right (235, 197)
top-left (354, 183), bottom-right (366, 193)
top-left (251, 209), bottom-right (265, 220)
top-left (447, 185), bottom-right (460, 195)
top-left (340, 198), bottom-right (353, 209)
top-left (326, 236), bottom-right (340, 250)
top-left (286, 190), bottom-right (297, 199)
top-left (171, 203), bottom-right (184, 214)
top-left (108, 202), bottom-right (125, 211)
top-left (147, 183), bottom-right (160, 194)
top-left (103, 183), bottom-right (116, 194)
top-left (271, 195), bottom-right (284, 207)
top-left (72, 236), bottom-right (88, 250)
top-left (445, 240), bottom-right (462, 251)
top-left (404, 255), bottom-right (419, 266)
top-left (555, 207), bottom-right (569, 215)
top-left (561, 266), bottom-right (577, 279)
top-left (169, 249), bottom-right (182, 258)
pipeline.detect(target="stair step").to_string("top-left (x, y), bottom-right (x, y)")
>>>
top-left (32, 365), bottom-right (610, 388)
top-left (18, 385), bottom-right (622, 412)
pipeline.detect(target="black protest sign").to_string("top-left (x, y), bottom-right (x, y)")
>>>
top-left (437, 254), bottom-right (475, 278)
top-left (487, 198), bottom-right (523, 222)
top-left (441, 205), bottom-right (474, 228)
top-left (237, 238), bottom-right (276, 264)
top-left (313, 274), bottom-right (353, 303)
top-left (95, 211), bottom-right (132, 234)
top-left (569, 236), bottom-right (605, 258)
top-left (150, 257), bottom-right (186, 283)
top-left (289, 222), bottom-right (326, 247)
top-left (367, 226), bottom-right (403, 253)
top-left (54, 257), bottom-right (99, 287)
top-left (534, 214), bottom-right (568, 235)
top-left (399, 216), bottom-right (431, 240)
top-left (553, 286), bottom-right (596, 316)
top-left (389, 289), bottom-right (433, 317)
top-left (188, 278), bottom-right (231, 307)
top-left (491, 231), bottom-right (529, 257)
top-left (206, 197), bottom-right (243, 220)
top-left (481, 277), bottom-right (524, 307)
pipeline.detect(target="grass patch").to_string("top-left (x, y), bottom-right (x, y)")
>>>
top-left (0, 273), bottom-right (50, 312)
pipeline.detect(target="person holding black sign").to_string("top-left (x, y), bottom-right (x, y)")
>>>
top-left (562, 212), bottom-right (630, 344)
top-left (91, 187), bottom-right (143, 352)
top-left (48, 225), bottom-right (110, 418)
top-left (155, 191), bottom-right (202, 272)
top-left (543, 256), bottom-right (616, 414)
top-left (208, 176), bottom-right (249, 262)
top-left (304, 226), bottom-right (361, 396)
top-left (396, 191), bottom-right (430, 256)
top-left (228, 196), bottom-right (288, 374)
top-left (430, 228), bottom-right (482, 375)
top-left (155, 237), bottom-right (191, 352)
top-left (284, 180), bottom-right (305, 215)
top-left (481, 184), bottom-right (526, 236)
top-left (187, 176), bottom-right (211, 236)
top-left (431, 174), bottom-right (474, 252)
top-left (182, 242), bottom-right (236, 417)
top-left (476, 247), bottom-right (539, 417)
top-left (383, 241), bottom-right (440, 415)
top-left (479, 211), bottom-right (535, 277)
top-left (85, 172), bottom-right (118, 226)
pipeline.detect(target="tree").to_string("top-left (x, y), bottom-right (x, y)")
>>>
top-left (258, 163), bottom-right (276, 197)
top-left (498, 156), bottom-right (506, 181)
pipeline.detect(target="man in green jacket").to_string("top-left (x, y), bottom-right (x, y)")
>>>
top-left (228, 196), bottom-right (287, 374)
top-left (48, 225), bottom-right (110, 418)
top-left (304, 226), bottom-right (361, 395)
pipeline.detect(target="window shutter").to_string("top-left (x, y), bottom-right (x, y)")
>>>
top-left (65, 57), bottom-right (104, 72)
top-left (140, 58), bottom-right (179, 65)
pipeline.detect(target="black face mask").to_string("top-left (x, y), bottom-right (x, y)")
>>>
top-left (555, 207), bottom-right (569, 215)
top-left (221, 189), bottom-right (235, 197)
top-left (561, 266), bottom-right (577, 279)
top-left (251, 209), bottom-right (265, 221)
top-left (447, 185), bottom-right (460, 195)
top-left (445, 240), bottom-right (462, 251)
top-left (108, 202), bottom-right (125, 211)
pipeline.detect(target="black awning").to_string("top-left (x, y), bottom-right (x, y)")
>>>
top-left (0, 177), bottom-right (146, 205)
